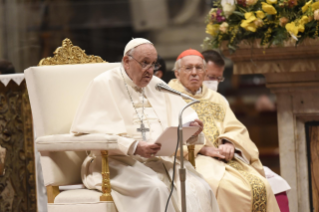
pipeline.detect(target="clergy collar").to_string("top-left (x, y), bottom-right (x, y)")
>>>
top-left (121, 65), bottom-right (143, 92)
top-left (184, 86), bottom-right (202, 95)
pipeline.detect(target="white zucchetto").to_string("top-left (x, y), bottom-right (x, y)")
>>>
top-left (123, 38), bottom-right (153, 56)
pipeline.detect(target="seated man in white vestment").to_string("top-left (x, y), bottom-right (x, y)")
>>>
top-left (168, 49), bottom-right (281, 212)
top-left (70, 38), bottom-right (220, 212)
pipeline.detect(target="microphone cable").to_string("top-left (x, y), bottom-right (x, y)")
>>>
top-left (164, 128), bottom-right (181, 212)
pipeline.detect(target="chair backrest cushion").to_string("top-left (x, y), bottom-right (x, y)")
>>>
top-left (25, 63), bottom-right (120, 137)
top-left (25, 63), bottom-right (120, 186)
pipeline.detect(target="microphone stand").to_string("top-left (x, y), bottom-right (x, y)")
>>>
top-left (155, 83), bottom-right (200, 211)
top-left (178, 99), bottom-right (200, 212)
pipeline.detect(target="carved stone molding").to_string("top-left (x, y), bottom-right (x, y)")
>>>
top-left (38, 38), bottom-right (106, 66)
top-left (0, 80), bottom-right (37, 212)
top-left (221, 39), bottom-right (319, 75)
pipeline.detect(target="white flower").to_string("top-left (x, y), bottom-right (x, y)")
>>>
top-left (219, 22), bottom-right (229, 33)
top-left (222, 2), bottom-right (236, 18)
top-left (221, 0), bottom-right (237, 5)
top-left (314, 9), bottom-right (319, 21)
top-left (289, 32), bottom-right (298, 41)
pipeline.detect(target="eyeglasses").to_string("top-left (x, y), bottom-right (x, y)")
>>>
top-left (206, 75), bottom-right (225, 82)
top-left (181, 66), bottom-right (205, 73)
top-left (128, 55), bottom-right (161, 71)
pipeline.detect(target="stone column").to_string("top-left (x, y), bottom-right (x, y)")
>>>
top-left (3, 0), bottom-right (21, 71)
top-left (2, 1), bottom-right (42, 72)
top-left (0, 2), bottom-right (5, 58)
top-left (223, 39), bottom-right (319, 212)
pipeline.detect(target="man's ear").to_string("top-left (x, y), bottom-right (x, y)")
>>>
top-left (174, 70), bottom-right (179, 79)
top-left (122, 56), bottom-right (130, 70)
top-left (154, 71), bottom-right (163, 78)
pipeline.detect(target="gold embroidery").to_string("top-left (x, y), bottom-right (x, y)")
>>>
top-left (186, 99), bottom-right (225, 147)
top-left (228, 160), bottom-right (267, 212)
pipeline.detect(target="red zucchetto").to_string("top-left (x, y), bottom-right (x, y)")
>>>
top-left (176, 49), bottom-right (205, 61)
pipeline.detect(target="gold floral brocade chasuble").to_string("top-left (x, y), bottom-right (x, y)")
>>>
top-left (168, 79), bottom-right (270, 212)
top-left (185, 99), bottom-right (225, 147)
top-left (187, 99), bottom-right (267, 212)
top-left (228, 160), bottom-right (267, 212)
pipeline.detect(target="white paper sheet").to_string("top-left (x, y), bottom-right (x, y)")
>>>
top-left (182, 112), bottom-right (199, 127)
top-left (155, 126), bottom-right (199, 156)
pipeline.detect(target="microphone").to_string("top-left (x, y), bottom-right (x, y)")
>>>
top-left (155, 83), bottom-right (198, 102)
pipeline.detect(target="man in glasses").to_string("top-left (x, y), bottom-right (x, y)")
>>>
top-left (201, 50), bottom-right (225, 92)
top-left (168, 49), bottom-right (280, 212)
top-left (71, 39), bottom-right (219, 212)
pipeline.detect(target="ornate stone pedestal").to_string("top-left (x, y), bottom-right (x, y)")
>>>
top-left (223, 39), bottom-right (319, 212)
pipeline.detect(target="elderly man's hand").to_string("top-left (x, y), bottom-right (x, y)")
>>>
top-left (218, 142), bottom-right (235, 161)
top-left (135, 141), bottom-right (161, 158)
top-left (199, 146), bottom-right (225, 160)
top-left (189, 119), bottom-right (203, 136)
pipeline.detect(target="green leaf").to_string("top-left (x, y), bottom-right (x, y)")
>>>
top-left (232, 11), bottom-right (245, 18)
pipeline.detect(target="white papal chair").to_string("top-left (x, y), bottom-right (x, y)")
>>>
top-left (24, 38), bottom-right (121, 212)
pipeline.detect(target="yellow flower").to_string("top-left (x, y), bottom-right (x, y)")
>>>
top-left (256, 11), bottom-right (265, 19)
top-left (300, 16), bottom-right (309, 25)
top-left (261, 2), bottom-right (277, 15)
top-left (244, 12), bottom-right (257, 21)
top-left (285, 22), bottom-right (299, 40)
top-left (241, 22), bottom-right (258, 32)
top-left (285, 23), bottom-right (298, 35)
top-left (312, 2), bottom-right (319, 11)
top-left (285, 16), bottom-right (309, 40)
top-left (302, 0), bottom-right (312, 13)
top-left (266, 0), bottom-right (277, 4)
top-left (206, 23), bottom-right (220, 36)
top-left (240, 12), bottom-right (257, 32)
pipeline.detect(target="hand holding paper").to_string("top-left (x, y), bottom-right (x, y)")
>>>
top-left (154, 126), bottom-right (199, 156)
top-left (135, 141), bottom-right (161, 158)
top-left (188, 119), bottom-right (203, 136)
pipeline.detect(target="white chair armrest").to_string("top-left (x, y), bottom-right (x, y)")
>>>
top-left (36, 134), bottom-right (118, 152)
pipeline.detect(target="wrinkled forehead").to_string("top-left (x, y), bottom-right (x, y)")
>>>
top-left (181, 55), bottom-right (204, 66)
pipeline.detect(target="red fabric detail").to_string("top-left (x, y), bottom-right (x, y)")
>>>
top-left (176, 49), bottom-right (204, 60)
top-left (275, 192), bottom-right (290, 212)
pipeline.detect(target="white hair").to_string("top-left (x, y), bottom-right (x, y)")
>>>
top-left (172, 57), bottom-right (206, 72)
top-left (121, 47), bottom-right (135, 64)
top-left (126, 48), bottom-right (135, 56)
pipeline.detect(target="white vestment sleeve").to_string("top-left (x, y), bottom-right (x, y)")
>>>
top-left (116, 135), bottom-right (137, 155)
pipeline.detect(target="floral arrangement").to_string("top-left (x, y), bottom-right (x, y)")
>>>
top-left (203, 0), bottom-right (319, 52)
